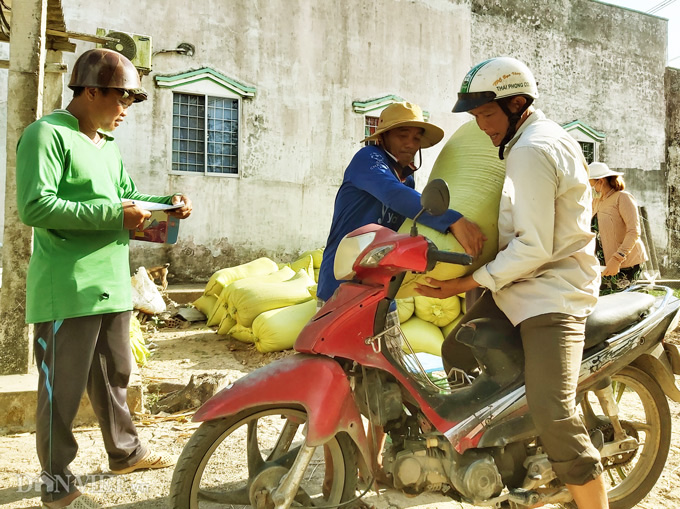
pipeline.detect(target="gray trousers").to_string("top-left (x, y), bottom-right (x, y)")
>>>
top-left (442, 291), bottom-right (602, 486)
top-left (34, 311), bottom-right (147, 502)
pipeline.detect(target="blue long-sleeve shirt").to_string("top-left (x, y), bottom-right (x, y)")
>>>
top-left (317, 145), bottom-right (462, 301)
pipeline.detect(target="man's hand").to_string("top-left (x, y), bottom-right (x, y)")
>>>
top-left (449, 217), bottom-right (486, 257)
top-left (415, 274), bottom-right (480, 299)
top-left (122, 202), bottom-right (151, 230)
top-left (167, 194), bottom-right (193, 219)
top-left (602, 257), bottom-right (622, 277)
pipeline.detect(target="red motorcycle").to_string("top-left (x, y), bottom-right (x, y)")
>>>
top-left (170, 180), bottom-right (680, 509)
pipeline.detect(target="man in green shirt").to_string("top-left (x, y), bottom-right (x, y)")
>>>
top-left (16, 48), bottom-right (192, 509)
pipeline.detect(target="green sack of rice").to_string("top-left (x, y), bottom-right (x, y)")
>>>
top-left (221, 266), bottom-right (296, 318)
top-left (229, 323), bottom-right (257, 343)
top-left (414, 295), bottom-right (461, 327)
top-left (230, 270), bottom-right (316, 327)
top-left (314, 268), bottom-right (320, 283)
top-left (204, 257), bottom-right (279, 297)
top-left (400, 316), bottom-right (445, 357)
top-left (193, 294), bottom-right (217, 317)
top-left (441, 314), bottom-right (464, 339)
top-left (396, 121), bottom-right (506, 298)
top-left (217, 315), bottom-right (237, 336)
top-left (396, 297), bottom-right (415, 323)
top-left (252, 298), bottom-right (317, 353)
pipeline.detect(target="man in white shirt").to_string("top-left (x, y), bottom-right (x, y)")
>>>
top-left (416, 57), bottom-right (607, 509)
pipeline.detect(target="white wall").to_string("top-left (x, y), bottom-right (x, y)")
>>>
top-left (58, 0), bottom-right (472, 280)
top-left (470, 0), bottom-right (669, 262)
top-left (0, 0), bottom-right (671, 278)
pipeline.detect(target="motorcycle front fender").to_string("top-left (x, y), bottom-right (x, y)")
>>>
top-left (192, 354), bottom-right (370, 452)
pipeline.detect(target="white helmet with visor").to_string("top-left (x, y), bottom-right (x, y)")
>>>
top-left (453, 57), bottom-right (538, 159)
top-left (453, 57), bottom-right (538, 113)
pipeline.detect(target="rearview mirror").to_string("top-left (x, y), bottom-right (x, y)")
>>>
top-left (410, 179), bottom-right (450, 236)
top-left (420, 179), bottom-right (450, 216)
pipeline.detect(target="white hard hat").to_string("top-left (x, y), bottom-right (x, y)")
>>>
top-left (453, 57), bottom-right (539, 113)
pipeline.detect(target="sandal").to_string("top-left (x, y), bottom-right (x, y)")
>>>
top-left (42, 494), bottom-right (103, 509)
top-left (110, 450), bottom-right (174, 474)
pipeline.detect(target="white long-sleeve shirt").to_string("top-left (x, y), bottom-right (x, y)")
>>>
top-left (472, 110), bottom-right (600, 326)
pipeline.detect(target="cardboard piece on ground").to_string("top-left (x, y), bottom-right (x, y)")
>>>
top-left (177, 307), bottom-right (207, 322)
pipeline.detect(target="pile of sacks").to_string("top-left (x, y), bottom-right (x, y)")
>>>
top-left (192, 251), bottom-right (466, 357)
top-left (192, 122), bottom-right (503, 357)
top-left (192, 250), bottom-right (323, 353)
top-left (396, 294), bottom-right (465, 356)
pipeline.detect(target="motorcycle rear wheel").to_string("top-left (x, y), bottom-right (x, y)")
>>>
top-left (169, 406), bottom-right (359, 508)
top-left (583, 365), bottom-right (671, 509)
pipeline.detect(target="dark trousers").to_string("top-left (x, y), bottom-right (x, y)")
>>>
top-left (34, 311), bottom-right (146, 502)
top-left (441, 292), bottom-right (602, 485)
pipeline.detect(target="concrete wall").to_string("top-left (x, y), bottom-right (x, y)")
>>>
top-left (469, 0), bottom-right (669, 266)
top-left (667, 67), bottom-right (680, 276)
top-left (0, 0), bottom-right (673, 280)
top-left (58, 0), bottom-right (471, 281)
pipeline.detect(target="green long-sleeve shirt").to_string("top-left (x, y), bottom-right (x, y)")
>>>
top-left (16, 110), bottom-right (172, 323)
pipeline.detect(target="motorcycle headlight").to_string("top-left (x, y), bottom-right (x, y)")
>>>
top-left (334, 232), bottom-right (376, 280)
top-left (359, 245), bottom-right (395, 267)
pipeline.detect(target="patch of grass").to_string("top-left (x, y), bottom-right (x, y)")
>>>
top-left (144, 390), bottom-right (163, 412)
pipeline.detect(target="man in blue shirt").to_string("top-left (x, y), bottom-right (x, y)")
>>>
top-left (317, 101), bottom-right (485, 302)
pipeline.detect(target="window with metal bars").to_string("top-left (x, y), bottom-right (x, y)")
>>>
top-left (172, 92), bottom-right (239, 175)
top-left (579, 141), bottom-right (595, 164)
top-left (364, 115), bottom-right (379, 146)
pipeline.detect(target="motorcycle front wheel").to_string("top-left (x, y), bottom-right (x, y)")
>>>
top-left (169, 405), bottom-right (359, 508)
top-left (581, 365), bottom-right (671, 509)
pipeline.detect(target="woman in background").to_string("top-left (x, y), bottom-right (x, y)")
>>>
top-left (589, 162), bottom-right (647, 294)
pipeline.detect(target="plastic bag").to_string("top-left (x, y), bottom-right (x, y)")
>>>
top-left (131, 267), bottom-right (166, 315)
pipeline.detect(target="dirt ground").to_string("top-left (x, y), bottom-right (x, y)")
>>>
top-left (1, 322), bottom-right (680, 509)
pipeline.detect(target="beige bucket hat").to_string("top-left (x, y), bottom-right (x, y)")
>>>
top-left (361, 102), bottom-right (445, 148)
top-left (588, 162), bottom-right (624, 179)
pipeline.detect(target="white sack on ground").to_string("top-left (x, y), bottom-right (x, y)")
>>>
top-left (131, 267), bottom-right (166, 315)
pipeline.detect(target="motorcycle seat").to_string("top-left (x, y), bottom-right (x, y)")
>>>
top-left (584, 291), bottom-right (656, 349)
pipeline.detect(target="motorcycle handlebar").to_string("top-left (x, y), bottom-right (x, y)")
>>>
top-left (427, 247), bottom-right (474, 267)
